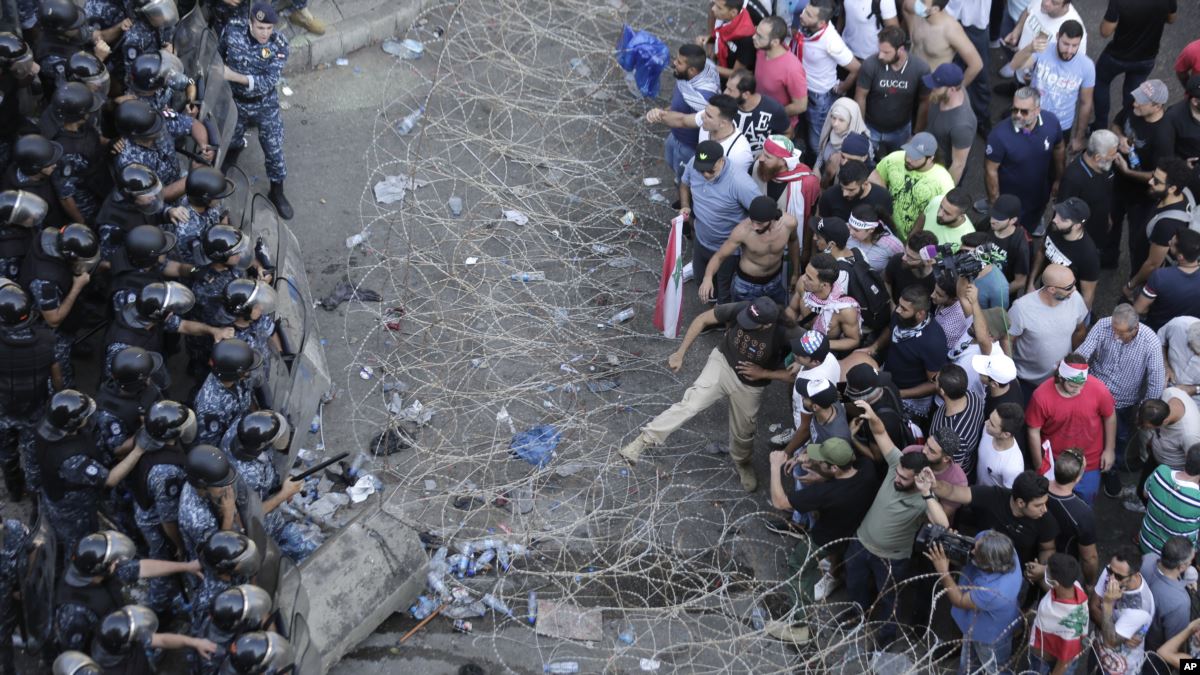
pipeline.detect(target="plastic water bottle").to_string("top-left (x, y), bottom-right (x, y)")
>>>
top-left (510, 271), bottom-right (546, 282)
top-left (481, 593), bottom-right (515, 618)
top-left (409, 595), bottom-right (437, 620)
top-left (457, 543), bottom-right (473, 577)
top-left (348, 452), bottom-right (368, 480)
top-left (448, 196), bottom-right (463, 216)
top-left (396, 106), bottom-right (424, 135)
top-left (609, 308), bottom-right (634, 325)
top-left (1128, 148), bottom-right (1141, 170)
top-left (527, 591), bottom-right (537, 625)
top-left (617, 626), bottom-right (635, 645)
top-left (544, 662), bottom-right (579, 674)
top-left (750, 605), bottom-right (766, 631)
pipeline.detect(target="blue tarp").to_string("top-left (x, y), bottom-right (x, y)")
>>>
top-left (616, 25), bottom-right (669, 98)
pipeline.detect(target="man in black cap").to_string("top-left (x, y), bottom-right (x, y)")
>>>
top-left (843, 362), bottom-right (911, 457)
top-left (986, 194), bottom-right (1031, 298)
top-left (1029, 197), bottom-right (1101, 311)
top-left (619, 296), bottom-right (799, 492)
top-left (813, 215), bottom-right (854, 292)
top-left (679, 139), bottom-right (762, 305)
top-left (698, 195), bottom-right (796, 307)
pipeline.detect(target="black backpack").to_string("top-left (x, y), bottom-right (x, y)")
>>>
top-left (838, 250), bottom-right (893, 333)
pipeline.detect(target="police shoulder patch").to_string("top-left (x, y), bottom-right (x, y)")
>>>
top-left (85, 465), bottom-right (99, 476)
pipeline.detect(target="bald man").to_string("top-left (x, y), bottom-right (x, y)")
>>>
top-left (1008, 264), bottom-right (1090, 402)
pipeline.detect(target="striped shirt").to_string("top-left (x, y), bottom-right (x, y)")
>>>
top-left (1139, 465), bottom-right (1200, 556)
top-left (930, 391), bottom-right (987, 478)
top-left (1076, 318), bottom-right (1165, 409)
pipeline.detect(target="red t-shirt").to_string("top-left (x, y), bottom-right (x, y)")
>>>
top-left (755, 50), bottom-right (808, 127)
top-left (1175, 39), bottom-right (1200, 76)
top-left (1025, 377), bottom-right (1115, 471)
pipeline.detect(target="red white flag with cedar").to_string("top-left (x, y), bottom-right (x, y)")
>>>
top-left (654, 215), bottom-right (685, 339)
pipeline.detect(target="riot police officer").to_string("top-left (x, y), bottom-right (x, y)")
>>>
top-left (177, 445), bottom-right (251, 561)
top-left (193, 530), bottom-right (260, 637)
top-left (33, 0), bottom-right (107, 94)
top-left (220, 278), bottom-right (279, 390)
top-left (92, 604), bottom-right (219, 670)
top-left (0, 520), bottom-right (29, 675)
top-left (193, 338), bottom-right (257, 446)
top-left (219, 631), bottom-right (294, 675)
top-left (19, 221), bottom-right (98, 387)
top-left (197, 584), bottom-right (271, 675)
top-left (0, 189), bottom-right (46, 291)
top-left (120, 0), bottom-right (178, 77)
top-left (171, 167), bottom-right (232, 266)
top-left (52, 651), bottom-right (102, 674)
top-left (110, 224), bottom-right (196, 313)
top-left (37, 390), bottom-right (145, 558)
top-left (113, 99), bottom-right (187, 199)
top-left (3, 134), bottom-right (68, 228)
top-left (96, 163), bottom-right (187, 261)
top-left (64, 50), bottom-right (110, 97)
top-left (186, 224), bottom-right (249, 376)
top-left (53, 530), bottom-right (200, 653)
top-left (46, 82), bottom-right (107, 222)
top-left (0, 278), bottom-right (60, 500)
top-left (0, 33), bottom-right (41, 169)
top-left (220, 3), bottom-right (293, 220)
top-left (130, 400), bottom-right (194, 618)
top-left (221, 411), bottom-right (305, 559)
top-left (95, 346), bottom-right (163, 461)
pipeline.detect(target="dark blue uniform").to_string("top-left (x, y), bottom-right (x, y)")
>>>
top-left (193, 372), bottom-right (251, 446)
top-left (220, 19), bottom-right (288, 183)
top-left (0, 520), bottom-right (28, 675)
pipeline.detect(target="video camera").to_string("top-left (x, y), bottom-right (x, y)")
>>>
top-left (915, 524), bottom-right (976, 567)
top-left (926, 242), bottom-right (1007, 285)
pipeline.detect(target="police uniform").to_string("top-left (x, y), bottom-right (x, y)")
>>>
top-left (36, 426), bottom-right (108, 560)
top-left (192, 372), bottom-right (251, 446)
top-left (95, 192), bottom-right (162, 261)
top-left (131, 444), bottom-right (187, 615)
top-left (95, 378), bottom-right (163, 461)
top-left (0, 224), bottom-right (30, 280)
top-left (0, 520), bottom-right (28, 675)
top-left (109, 250), bottom-right (169, 315)
top-left (121, 18), bottom-right (173, 76)
top-left (234, 314), bottom-right (275, 389)
top-left (53, 559), bottom-right (139, 653)
top-left (52, 123), bottom-right (108, 224)
top-left (1, 166), bottom-right (68, 229)
top-left (103, 311), bottom-right (182, 380)
top-left (183, 264), bottom-right (240, 374)
top-left (0, 321), bottom-right (55, 497)
top-left (19, 239), bottom-right (80, 388)
top-left (167, 200), bottom-right (226, 266)
top-left (196, 619), bottom-right (237, 675)
top-left (176, 479), bottom-right (251, 561)
top-left (218, 427), bottom-right (314, 561)
top-left (84, 0), bottom-right (127, 31)
top-left (114, 119), bottom-right (187, 187)
top-left (34, 27), bottom-right (93, 92)
top-left (220, 16), bottom-right (288, 183)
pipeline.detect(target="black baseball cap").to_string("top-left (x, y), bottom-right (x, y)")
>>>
top-left (1053, 197), bottom-right (1090, 224)
top-left (815, 216), bottom-right (850, 248)
top-left (737, 296), bottom-right (779, 329)
top-left (748, 195), bottom-right (781, 223)
top-left (1187, 74), bottom-right (1200, 99)
top-left (692, 140), bottom-right (724, 172)
top-left (844, 363), bottom-right (881, 400)
top-left (990, 194), bottom-right (1021, 221)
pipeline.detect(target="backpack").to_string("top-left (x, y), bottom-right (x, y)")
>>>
top-left (1145, 187), bottom-right (1200, 240)
top-left (837, 249), bottom-right (893, 333)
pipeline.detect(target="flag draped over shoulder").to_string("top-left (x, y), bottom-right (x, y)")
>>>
top-left (654, 215), bottom-right (685, 339)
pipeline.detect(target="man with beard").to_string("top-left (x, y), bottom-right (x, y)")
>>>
top-left (1029, 197), bottom-right (1100, 311)
top-left (700, 195), bottom-right (796, 306)
top-left (1113, 80), bottom-right (1172, 271)
top-left (752, 16), bottom-right (808, 134)
top-left (724, 72), bottom-right (789, 155)
top-left (985, 88), bottom-right (1065, 232)
top-left (901, 0), bottom-right (982, 86)
top-left (923, 63), bottom-right (976, 184)
top-left (914, 187), bottom-right (973, 248)
top-left (793, 0), bottom-right (859, 157)
top-left (818, 159), bottom-right (894, 222)
top-left (879, 285), bottom-right (948, 423)
top-left (1009, 264), bottom-right (1089, 399)
top-left (751, 135), bottom-right (821, 266)
top-left (855, 26), bottom-right (932, 157)
top-left (986, 195), bottom-right (1030, 297)
top-left (1011, 20), bottom-right (1094, 153)
top-left (870, 132), bottom-right (954, 239)
top-left (883, 230), bottom-right (938, 303)
top-left (785, 252), bottom-right (862, 354)
top-left (618, 297), bottom-right (799, 493)
top-left (645, 93), bottom-right (754, 175)
top-left (1125, 160), bottom-right (1196, 301)
top-left (661, 44), bottom-right (720, 183)
top-left (1056, 130), bottom-right (1118, 267)
top-left (1001, 0), bottom-right (1088, 82)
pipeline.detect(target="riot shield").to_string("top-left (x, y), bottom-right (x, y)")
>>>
top-left (273, 557), bottom-right (321, 674)
top-left (19, 512), bottom-right (57, 650)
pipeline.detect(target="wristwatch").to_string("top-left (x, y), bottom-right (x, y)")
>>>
top-left (923, 493), bottom-right (936, 500)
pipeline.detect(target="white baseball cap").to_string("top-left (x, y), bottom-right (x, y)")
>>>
top-left (971, 352), bottom-right (1017, 385)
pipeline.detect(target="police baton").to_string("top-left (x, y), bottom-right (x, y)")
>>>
top-left (290, 452), bottom-right (350, 483)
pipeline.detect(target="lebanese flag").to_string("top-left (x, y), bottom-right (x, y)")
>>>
top-left (1038, 440), bottom-right (1055, 480)
top-left (1029, 582), bottom-right (1088, 666)
top-left (654, 215), bottom-right (686, 339)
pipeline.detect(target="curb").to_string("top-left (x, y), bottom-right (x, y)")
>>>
top-left (283, 0), bottom-right (432, 73)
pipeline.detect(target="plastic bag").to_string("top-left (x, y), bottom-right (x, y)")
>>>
top-left (509, 425), bottom-right (561, 468)
top-left (615, 25), bottom-right (669, 98)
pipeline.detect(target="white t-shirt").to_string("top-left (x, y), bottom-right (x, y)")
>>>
top-left (1093, 571), bottom-right (1155, 675)
top-left (976, 432), bottom-right (1024, 488)
top-left (1017, 5), bottom-right (1088, 58)
top-left (1159, 317), bottom-right (1200, 407)
top-left (841, 0), bottom-right (898, 60)
top-left (792, 352), bottom-right (842, 426)
top-left (801, 25), bottom-right (855, 94)
top-left (695, 112), bottom-right (756, 175)
top-left (947, 0), bottom-right (989, 29)
top-left (1152, 388), bottom-right (1200, 470)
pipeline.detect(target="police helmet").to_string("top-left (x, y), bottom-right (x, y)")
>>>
top-left (110, 346), bottom-right (162, 390)
top-left (0, 33), bottom-right (32, 67)
top-left (201, 224), bottom-right (249, 263)
top-left (210, 338), bottom-right (261, 381)
top-left (136, 400), bottom-right (197, 451)
top-left (43, 389), bottom-right (96, 439)
top-left (72, 530), bottom-right (136, 577)
top-left (14, 134), bottom-right (63, 174)
top-left (211, 584), bottom-right (272, 634)
top-left (50, 82), bottom-right (102, 124)
top-left (186, 167), bottom-right (235, 207)
top-left (130, 0), bottom-right (179, 29)
top-left (114, 99), bottom-right (163, 141)
top-left (115, 163), bottom-right (163, 211)
top-left (234, 410), bottom-right (289, 459)
top-left (66, 51), bottom-right (110, 92)
top-left (124, 225), bottom-right (177, 268)
top-left (225, 632), bottom-right (294, 675)
top-left (135, 281), bottom-right (195, 322)
top-left (38, 0), bottom-right (85, 32)
top-left (96, 605), bottom-right (158, 654)
top-left (0, 278), bottom-right (33, 328)
top-left (185, 444), bottom-right (237, 488)
top-left (130, 50), bottom-right (191, 93)
top-left (0, 189), bottom-right (48, 228)
top-left (223, 279), bottom-right (276, 320)
top-left (202, 531), bottom-right (260, 577)
top-left (52, 651), bottom-right (102, 675)
top-left (39, 223), bottom-right (100, 275)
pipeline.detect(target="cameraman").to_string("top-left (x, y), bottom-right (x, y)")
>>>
top-left (931, 470), bottom-right (1058, 566)
top-left (925, 530), bottom-right (1023, 673)
top-left (960, 232), bottom-right (1009, 310)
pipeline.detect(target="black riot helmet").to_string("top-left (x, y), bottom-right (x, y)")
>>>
top-left (114, 99), bottom-right (163, 141)
top-left (202, 531), bottom-right (260, 577)
top-left (185, 444), bottom-right (237, 489)
top-left (72, 530), bottom-right (136, 577)
top-left (52, 651), bottom-right (102, 675)
top-left (110, 346), bottom-right (162, 390)
top-left (0, 189), bottom-right (49, 228)
top-left (50, 82), bottom-right (102, 124)
top-left (210, 338), bottom-right (261, 381)
top-left (201, 224), bottom-right (249, 264)
top-left (116, 163), bottom-right (160, 197)
top-left (224, 632), bottom-right (294, 675)
top-left (67, 50), bottom-right (105, 82)
top-left (38, 0), bottom-right (86, 32)
top-left (96, 605), bottom-right (158, 655)
top-left (211, 584), bottom-right (272, 634)
top-left (223, 279), bottom-right (276, 321)
top-left (39, 223), bottom-right (100, 275)
top-left (234, 411), bottom-right (289, 459)
top-left (186, 167), bottom-right (235, 208)
top-left (130, 0), bottom-right (179, 29)
top-left (130, 50), bottom-right (191, 93)
top-left (14, 134), bottom-right (63, 174)
top-left (124, 225), bottom-right (177, 268)
top-left (135, 281), bottom-right (195, 322)
top-left (0, 33), bottom-right (32, 68)
top-left (137, 400), bottom-right (197, 451)
top-left (0, 278), bottom-right (33, 328)
top-left (41, 389), bottom-right (96, 440)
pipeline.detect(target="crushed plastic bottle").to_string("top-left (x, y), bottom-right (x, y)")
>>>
top-left (544, 662), bottom-right (580, 674)
top-left (527, 591), bottom-right (538, 625)
top-left (750, 605), bottom-right (766, 631)
top-left (481, 593), bottom-right (515, 618)
top-left (309, 415), bottom-right (321, 434)
top-left (609, 308), bottom-right (634, 324)
top-left (457, 543), bottom-right (474, 577)
top-left (510, 271), bottom-right (546, 282)
top-left (395, 106), bottom-right (425, 135)
top-left (448, 196), bottom-right (463, 216)
top-left (617, 627), bottom-right (635, 645)
top-left (409, 595), bottom-right (438, 620)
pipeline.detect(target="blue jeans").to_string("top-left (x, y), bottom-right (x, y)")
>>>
top-left (959, 636), bottom-right (1014, 674)
top-left (1026, 652), bottom-right (1082, 675)
top-left (844, 539), bottom-right (910, 644)
top-left (1092, 49), bottom-right (1156, 133)
top-left (731, 267), bottom-right (788, 306)
top-left (958, 25), bottom-right (991, 134)
top-left (693, 242), bottom-right (738, 304)
top-left (665, 134), bottom-right (696, 184)
top-left (807, 88), bottom-right (837, 162)
top-left (1075, 469), bottom-right (1101, 505)
top-left (867, 123), bottom-right (911, 162)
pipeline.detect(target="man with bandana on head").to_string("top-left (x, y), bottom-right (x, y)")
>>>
top-left (1026, 354), bottom-right (1117, 505)
top-left (752, 135), bottom-right (821, 273)
top-left (699, 195), bottom-right (796, 307)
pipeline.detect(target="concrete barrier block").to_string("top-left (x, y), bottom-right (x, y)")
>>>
top-left (308, 31), bottom-right (344, 66)
top-left (338, 16), bottom-right (371, 55)
top-left (368, 13), bottom-right (397, 44)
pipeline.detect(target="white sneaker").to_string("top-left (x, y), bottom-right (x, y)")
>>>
top-left (814, 573), bottom-right (839, 602)
top-left (1119, 485), bottom-right (1138, 498)
top-left (1123, 496), bottom-right (1146, 513)
top-left (770, 430), bottom-right (794, 447)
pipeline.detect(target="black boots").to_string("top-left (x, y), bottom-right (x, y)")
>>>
top-left (268, 181), bottom-right (293, 220)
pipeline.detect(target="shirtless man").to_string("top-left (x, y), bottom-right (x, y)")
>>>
top-left (902, 0), bottom-right (982, 86)
top-left (701, 195), bottom-right (796, 307)
top-left (786, 252), bottom-right (863, 353)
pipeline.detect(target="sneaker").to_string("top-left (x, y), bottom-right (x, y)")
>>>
top-left (1102, 472), bottom-right (1124, 499)
top-left (619, 434), bottom-right (649, 464)
top-left (814, 573), bottom-right (839, 602)
top-left (764, 620), bottom-right (812, 645)
top-left (764, 517), bottom-right (806, 539)
top-left (1122, 496), bottom-right (1147, 513)
top-left (770, 430), bottom-right (794, 447)
top-left (734, 462), bottom-right (758, 492)
top-left (1118, 485), bottom-right (1138, 499)
top-left (988, 38), bottom-right (1002, 49)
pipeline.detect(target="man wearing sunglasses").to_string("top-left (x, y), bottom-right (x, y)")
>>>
top-left (1089, 547), bottom-right (1155, 675)
top-left (984, 87), bottom-right (1065, 232)
top-left (1008, 263), bottom-right (1089, 402)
